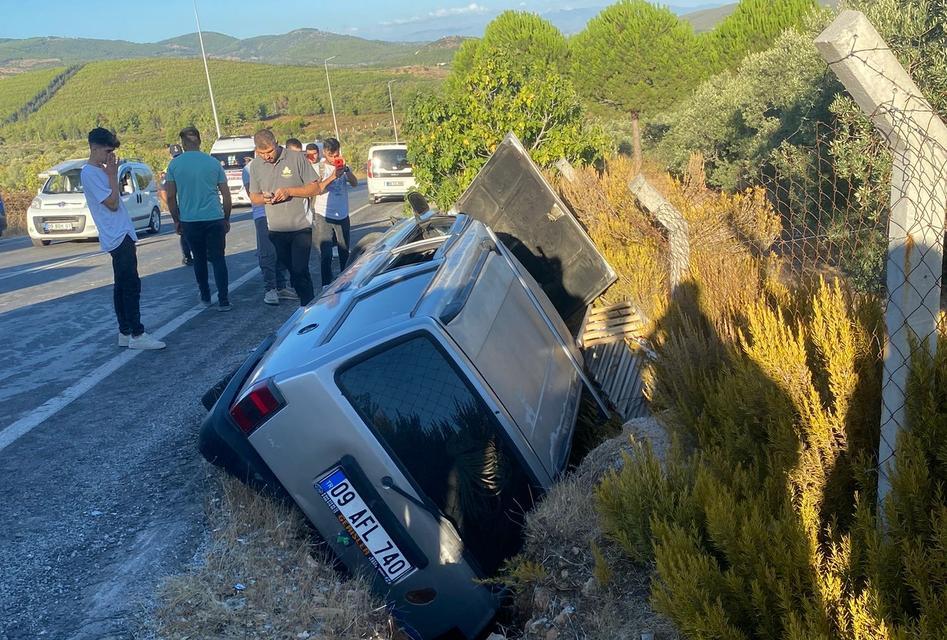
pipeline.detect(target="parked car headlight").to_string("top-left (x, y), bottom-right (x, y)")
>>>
top-left (31, 198), bottom-right (42, 209)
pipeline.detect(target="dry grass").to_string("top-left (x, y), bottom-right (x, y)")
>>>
top-left (554, 153), bottom-right (781, 337)
top-left (1, 189), bottom-right (32, 236)
top-left (152, 474), bottom-right (390, 640)
top-left (504, 417), bottom-right (679, 640)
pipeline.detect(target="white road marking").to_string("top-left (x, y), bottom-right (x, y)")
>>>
top-left (0, 198), bottom-right (388, 453)
top-left (0, 266), bottom-right (260, 453)
top-left (0, 250), bottom-right (106, 282)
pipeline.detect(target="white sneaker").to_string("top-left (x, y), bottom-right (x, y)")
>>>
top-left (128, 332), bottom-right (166, 350)
top-left (118, 333), bottom-right (130, 347)
top-left (277, 288), bottom-right (299, 300)
top-left (263, 289), bottom-right (279, 305)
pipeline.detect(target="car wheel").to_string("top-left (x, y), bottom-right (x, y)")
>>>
top-left (31, 238), bottom-right (51, 247)
top-left (148, 207), bottom-right (161, 234)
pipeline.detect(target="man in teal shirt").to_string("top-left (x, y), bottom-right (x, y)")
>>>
top-left (166, 126), bottom-right (233, 311)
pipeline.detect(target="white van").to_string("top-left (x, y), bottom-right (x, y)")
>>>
top-left (27, 158), bottom-right (161, 247)
top-left (210, 136), bottom-right (255, 206)
top-left (366, 143), bottom-right (416, 204)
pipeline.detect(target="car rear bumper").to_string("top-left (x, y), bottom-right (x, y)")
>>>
top-left (198, 333), bottom-right (290, 498)
top-left (368, 177), bottom-right (416, 197)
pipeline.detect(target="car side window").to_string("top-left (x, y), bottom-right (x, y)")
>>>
top-left (135, 169), bottom-right (152, 191)
top-left (119, 170), bottom-right (135, 195)
top-left (336, 333), bottom-right (539, 575)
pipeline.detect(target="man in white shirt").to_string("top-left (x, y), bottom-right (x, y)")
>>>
top-left (311, 137), bottom-right (358, 287)
top-left (79, 128), bottom-right (165, 350)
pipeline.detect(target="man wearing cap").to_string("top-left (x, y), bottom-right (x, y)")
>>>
top-left (166, 126), bottom-right (233, 311)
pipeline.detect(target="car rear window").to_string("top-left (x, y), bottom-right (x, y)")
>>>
top-left (212, 152), bottom-right (252, 170)
top-left (371, 148), bottom-right (411, 173)
top-left (336, 333), bottom-right (539, 575)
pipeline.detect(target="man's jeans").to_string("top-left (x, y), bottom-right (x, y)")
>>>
top-left (269, 228), bottom-right (314, 305)
top-left (109, 234), bottom-right (144, 336)
top-left (254, 216), bottom-right (286, 292)
top-left (182, 219), bottom-right (229, 304)
top-left (313, 215), bottom-right (351, 287)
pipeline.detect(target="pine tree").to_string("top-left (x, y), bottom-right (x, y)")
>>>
top-left (707, 0), bottom-right (818, 71)
top-left (446, 11), bottom-right (570, 92)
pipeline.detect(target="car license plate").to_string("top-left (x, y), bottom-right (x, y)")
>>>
top-left (45, 222), bottom-right (73, 231)
top-left (384, 181), bottom-right (404, 187)
top-left (317, 467), bottom-right (417, 584)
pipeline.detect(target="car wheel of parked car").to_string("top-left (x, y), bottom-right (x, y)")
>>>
top-left (148, 207), bottom-right (161, 234)
top-left (31, 238), bottom-right (51, 247)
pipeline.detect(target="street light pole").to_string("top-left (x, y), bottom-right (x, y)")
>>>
top-left (194, 0), bottom-right (221, 139)
top-left (323, 56), bottom-right (340, 141)
top-left (387, 80), bottom-right (399, 143)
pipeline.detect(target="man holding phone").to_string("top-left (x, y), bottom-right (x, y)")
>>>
top-left (311, 137), bottom-right (358, 286)
top-left (247, 129), bottom-right (338, 306)
top-left (79, 127), bottom-right (165, 350)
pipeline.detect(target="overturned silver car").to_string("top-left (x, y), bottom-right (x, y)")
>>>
top-left (199, 134), bottom-right (615, 639)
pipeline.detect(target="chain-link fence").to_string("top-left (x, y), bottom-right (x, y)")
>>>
top-left (760, 11), bottom-right (947, 506)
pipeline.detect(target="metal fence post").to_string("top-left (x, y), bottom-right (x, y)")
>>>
top-left (815, 10), bottom-right (947, 508)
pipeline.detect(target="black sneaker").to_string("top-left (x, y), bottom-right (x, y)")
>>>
top-left (183, 257), bottom-right (194, 266)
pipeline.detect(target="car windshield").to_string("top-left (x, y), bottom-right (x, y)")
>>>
top-left (371, 149), bottom-right (410, 172)
top-left (43, 169), bottom-right (84, 194)
top-left (211, 152), bottom-right (252, 170)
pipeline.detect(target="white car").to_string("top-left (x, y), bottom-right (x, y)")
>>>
top-left (210, 136), bottom-right (255, 206)
top-left (366, 143), bottom-right (416, 203)
top-left (27, 159), bottom-right (162, 247)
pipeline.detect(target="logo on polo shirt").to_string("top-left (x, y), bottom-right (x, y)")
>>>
top-left (281, 167), bottom-right (293, 177)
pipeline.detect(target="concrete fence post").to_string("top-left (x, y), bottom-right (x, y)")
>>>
top-left (815, 10), bottom-right (947, 509)
top-left (628, 175), bottom-right (690, 291)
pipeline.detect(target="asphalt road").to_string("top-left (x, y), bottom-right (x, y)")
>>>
top-left (0, 185), bottom-right (404, 639)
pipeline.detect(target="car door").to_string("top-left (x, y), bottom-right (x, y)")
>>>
top-left (118, 167), bottom-right (144, 225)
top-left (453, 132), bottom-right (616, 327)
top-left (135, 168), bottom-right (158, 216)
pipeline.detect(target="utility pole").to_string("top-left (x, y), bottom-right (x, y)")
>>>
top-left (387, 80), bottom-right (399, 143)
top-left (194, 0), bottom-right (221, 139)
top-left (324, 56), bottom-right (340, 141)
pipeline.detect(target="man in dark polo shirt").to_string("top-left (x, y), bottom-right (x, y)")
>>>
top-left (247, 129), bottom-right (340, 305)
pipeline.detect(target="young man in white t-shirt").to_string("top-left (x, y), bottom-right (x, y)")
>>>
top-left (79, 128), bottom-right (165, 350)
top-left (311, 137), bottom-right (358, 287)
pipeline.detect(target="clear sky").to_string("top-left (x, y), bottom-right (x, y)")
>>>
top-left (0, 0), bottom-right (724, 42)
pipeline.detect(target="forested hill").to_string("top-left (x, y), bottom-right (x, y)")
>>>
top-left (0, 31), bottom-right (464, 73)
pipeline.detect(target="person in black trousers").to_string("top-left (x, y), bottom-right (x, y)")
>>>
top-left (165, 127), bottom-right (233, 311)
top-left (247, 129), bottom-right (339, 306)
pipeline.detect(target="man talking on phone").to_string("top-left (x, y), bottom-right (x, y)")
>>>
top-left (79, 128), bottom-right (165, 350)
top-left (247, 129), bottom-right (338, 306)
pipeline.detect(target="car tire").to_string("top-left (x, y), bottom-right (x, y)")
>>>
top-left (147, 207), bottom-right (161, 234)
top-left (31, 238), bottom-right (51, 247)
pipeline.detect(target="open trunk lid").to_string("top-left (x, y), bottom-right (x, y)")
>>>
top-left (453, 133), bottom-right (615, 326)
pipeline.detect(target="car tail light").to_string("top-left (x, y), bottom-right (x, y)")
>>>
top-left (366, 161), bottom-right (373, 179)
top-left (229, 380), bottom-right (284, 435)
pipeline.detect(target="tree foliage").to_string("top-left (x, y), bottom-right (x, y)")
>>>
top-left (446, 11), bottom-right (571, 93)
top-left (706, 0), bottom-right (819, 71)
top-left (405, 14), bottom-right (605, 208)
top-left (570, 1), bottom-right (703, 119)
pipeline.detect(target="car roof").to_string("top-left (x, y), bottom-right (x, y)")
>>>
top-left (368, 143), bottom-right (407, 152)
top-left (41, 158), bottom-right (147, 177)
top-left (248, 213), bottom-right (479, 381)
top-left (210, 136), bottom-right (255, 151)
